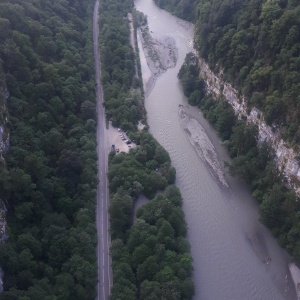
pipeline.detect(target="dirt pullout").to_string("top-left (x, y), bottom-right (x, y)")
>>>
top-left (178, 105), bottom-right (228, 188)
top-left (138, 26), bottom-right (178, 96)
top-left (107, 122), bottom-right (136, 153)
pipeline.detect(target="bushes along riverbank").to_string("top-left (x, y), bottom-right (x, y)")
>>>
top-left (99, 0), bottom-right (195, 298)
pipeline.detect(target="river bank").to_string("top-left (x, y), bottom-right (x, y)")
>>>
top-left (290, 263), bottom-right (300, 300)
top-left (134, 0), bottom-right (297, 298)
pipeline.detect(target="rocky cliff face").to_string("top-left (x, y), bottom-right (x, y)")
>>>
top-left (0, 85), bottom-right (9, 158)
top-left (199, 58), bottom-right (300, 197)
top-left (0, 83), bottom-right (9, 292)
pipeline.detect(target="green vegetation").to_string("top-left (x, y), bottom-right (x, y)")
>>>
top-left (109, 138), bottom-right (194, 300)
top-left (179, 53), bottom-right (300, 261)
top-left (153, 0), bottom-right (197, 22)
top-left (132, 10), bottom-right (148, 28)
top-left (178, 53), bottom-right (205, 106)
top-left (178, 54), bottom-right (235, 140)
top-left (98, 0), bottom-right (145, 132)
top-left (0, 0), bottom-right (98, 298)
top-left (227, 130), bottom-right (300, 260)
top-left (155, 0), bottom-right (300, 146)
top-left (99, 0), bottom-right (194, 298)
top-left (194, 0), bottom-right (300, 146)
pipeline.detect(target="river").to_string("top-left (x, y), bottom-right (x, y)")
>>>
top-left (134, 0), bottom-right (296, 299)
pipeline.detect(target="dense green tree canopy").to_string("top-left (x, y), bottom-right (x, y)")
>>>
top-left (154, 0), bottom-right (198, 21)
top-left (99, 1), bottom-right (195, 298)
top-left (157, 0), bottom-right (300, 146)
top-left (194, 0), bottom-right (300, 145)
top-left (99, 0), bottom-right (145, 131)
top-left (0, 0), bottom-right (98, 298)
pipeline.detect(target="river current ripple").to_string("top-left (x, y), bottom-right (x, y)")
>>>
top-left (134, 0), bottom-right (296, 299)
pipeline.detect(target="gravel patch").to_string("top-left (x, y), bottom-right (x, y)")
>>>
top-left (138, 26), bottom-right (178, 96)
top-left (107, 122), bottom-right (136, 154)
top-left (178, 105), bottom-right (228, 188)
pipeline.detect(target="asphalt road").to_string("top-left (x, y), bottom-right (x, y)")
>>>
top-left (93, 1), bottom-right (112, 299)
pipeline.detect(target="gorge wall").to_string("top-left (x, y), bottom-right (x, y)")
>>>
top-left (0, 85), bottom-right (9, 158)
top-left (0, 82), bottom-right (9, 292)
top-left (198, 58), bottom-right (300, 197)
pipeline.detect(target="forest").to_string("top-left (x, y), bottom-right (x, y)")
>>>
top-left (155, 0), bottom-right (300, 147)
top-left (108, 135), bottom-right (194, 300)
top-left (153, 0), bottom-right (197, 22)
top-left (0, 0), bottom-right (98, 298)
top-left (99, 0), bottom-right (194, 299)
top-left (0, 0), bottom-right (195, 298)
top-left (194, 0), bottom-right (300, 146)
top-left (98, 0), bottom-right (145, 133)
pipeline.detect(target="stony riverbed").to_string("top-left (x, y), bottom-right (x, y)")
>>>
top-left (138, 26), bottom-right (177, 96)
top-left (178, 105), bottom-right (228, 188)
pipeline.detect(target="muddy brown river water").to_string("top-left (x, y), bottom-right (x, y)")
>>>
top-left (134, 0), bottom-right (297, 299)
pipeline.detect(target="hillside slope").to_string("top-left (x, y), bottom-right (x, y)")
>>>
top-left (195, 0), bottom-right (300, 146)
top-left (0, 0), bottom-right (98, 298)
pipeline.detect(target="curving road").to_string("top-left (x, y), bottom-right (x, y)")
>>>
top-left (93, 0), bottom-right (112, 299)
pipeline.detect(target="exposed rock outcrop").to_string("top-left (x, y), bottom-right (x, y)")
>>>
top-left (0, 85), bottom-right (9, 156)
top-left (198, 58), bottom-right (300, 196)
top-left (0, 82), bottom-right (9, 293)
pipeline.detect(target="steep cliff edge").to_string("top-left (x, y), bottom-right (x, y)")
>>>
top-left (0, 71), bottom-right (9, 157)
top-left (199, 58), bottom-right (300, 197)
top-left (0, 68), bottom-right (9, 237)
top-left (0, 69), bottom-right (9, 292)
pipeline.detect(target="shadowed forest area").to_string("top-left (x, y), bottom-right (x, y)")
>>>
top-left (0, 0), bottom-right (98, 298)
top-left (0, 0), bottom-right (195, 298)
